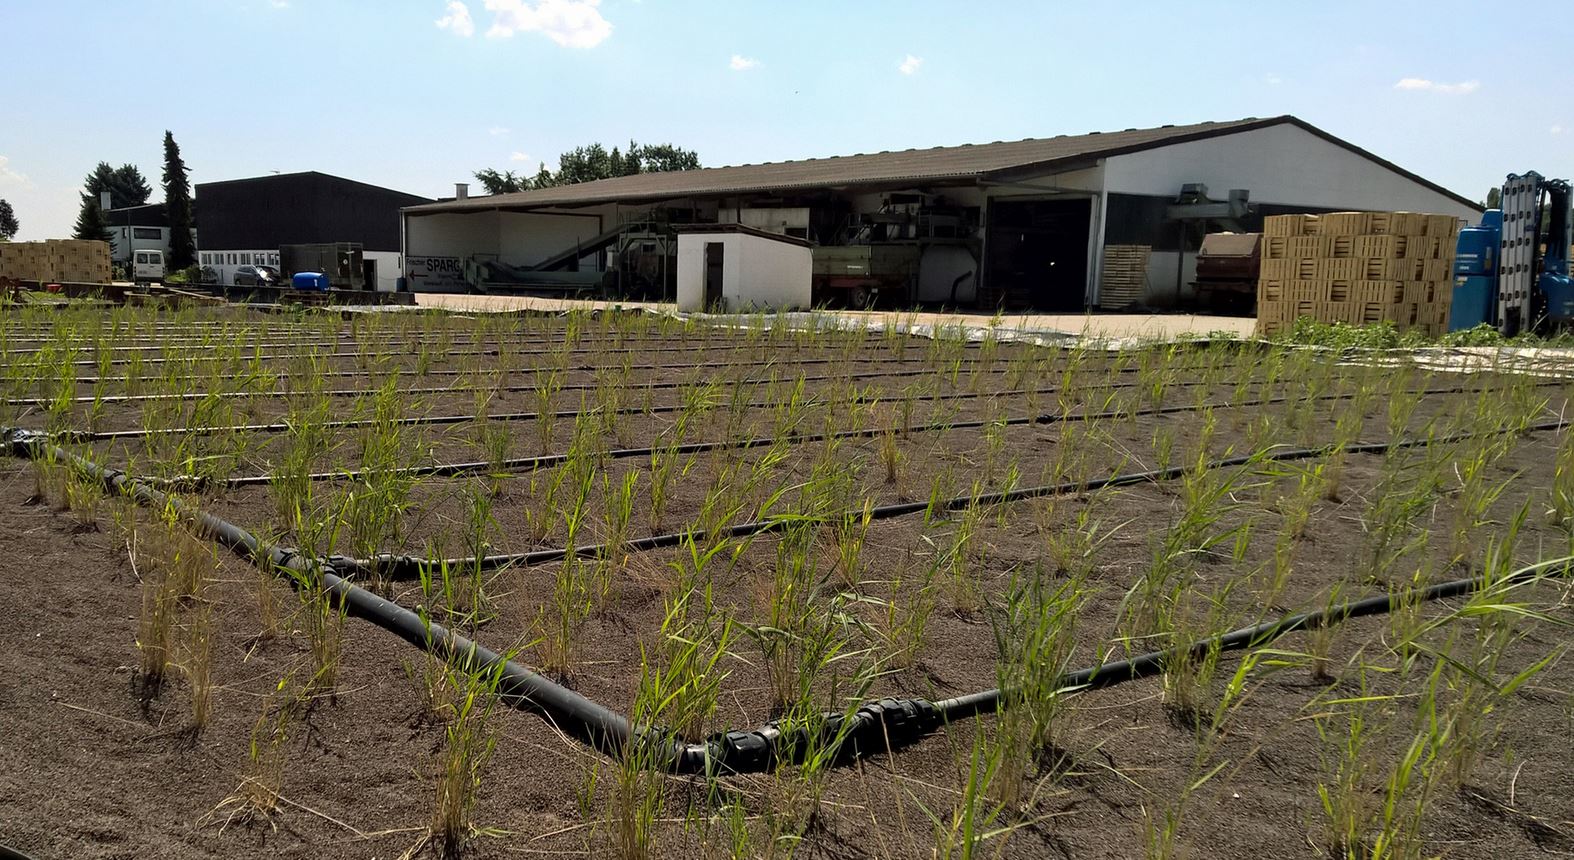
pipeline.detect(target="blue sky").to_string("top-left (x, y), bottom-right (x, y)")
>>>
top-left (2, 0), bottom-right (1570, 240)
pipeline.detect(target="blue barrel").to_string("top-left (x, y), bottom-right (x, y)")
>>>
top-left (1448, 275), bottom-right (1494, 331)
top-left (292, 272), bottom-right (329, 291)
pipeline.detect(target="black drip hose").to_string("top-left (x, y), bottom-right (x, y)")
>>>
top-left (4, 418), bottom-right (1569, 775)
top-left (354, 417), bottom-right (1570, 580)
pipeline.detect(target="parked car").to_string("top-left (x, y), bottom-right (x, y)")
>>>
top-left (233, 265), bottom-right (283, 286)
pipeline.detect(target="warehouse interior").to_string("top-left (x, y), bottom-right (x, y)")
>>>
top-left (400, 116), bottom-right (1481, 313)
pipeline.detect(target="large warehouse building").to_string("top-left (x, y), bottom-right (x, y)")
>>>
top-left (197, 171), bottom-right (431, 291)
top-left (400, 115), bottom-right (1481, 310)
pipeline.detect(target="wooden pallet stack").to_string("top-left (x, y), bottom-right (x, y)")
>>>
top-left (1255, 212), bottom-right (1459, 336)
top-left (0, 239), bottom-right (112, 283)
top-left (48, 239), bottom-right (112, 283)
top-left (1099, 244), bottom-right (1151, 310)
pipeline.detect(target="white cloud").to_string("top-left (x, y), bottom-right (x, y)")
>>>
top-left (269, 0), bottom-right (289, 8)
top-left (482, 0), bottom-right (611, 48)
top-left (1264, 73), bottom-right (1283, 85)
top-left (0, 156), bottom-right (30, 188)
top-left (729, 54), bottom-right (760, 71)
top-left (1393, 77), bottom-right (1480, 95)
top-left (1553, 124), bottom-right (1565, 135)
top-left (509, 151), bottom-right (532, 163)
top-left (489, 126), bottom-right (510, 137)
top-left (436, 1), bottom-right (475, 36)
top-left (898, 54), bottom-right (923, 75)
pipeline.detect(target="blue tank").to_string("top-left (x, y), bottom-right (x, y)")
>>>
top-left (292, 271), bottom-right (329, 291)
top-left (1448, 210), bottom-right (1501, 330)
top-left (1452, 209), bottom-right (1500, 278)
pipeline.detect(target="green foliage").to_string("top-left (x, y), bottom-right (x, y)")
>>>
top-left (72, 197), bottom-right (111, 242)
top-left (1279, 317), bottom-right (1430, 349)
top-left (82, 161), bottom-right (151, 209)
top-left (162, 131), bottom-right (195, 269)
top-left (164, 264), bottom-right (202, 284)
top-left (0, 198), bottom-right (17, 240)
top-left (474, 140), bottom-right (700, 194)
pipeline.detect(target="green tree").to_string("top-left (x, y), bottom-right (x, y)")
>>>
top-left (0, 199), bottom-right (17, 241)
top-left (1485, 187), bottom-right (1502, 209)
top-left (162, 131), bottom-right (195, 269)
top-left (73, 197), bottom-right (111, 241)
top-left (473, 168), bottom-right (527, 195)
top-left (473, 141), bottom-right (699, 195)
top-left (83, 162), bottom-right (152, 209)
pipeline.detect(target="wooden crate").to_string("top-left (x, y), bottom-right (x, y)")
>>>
top-left (1424, 214), bottom-right (1461, 238)
top-left (1353, 235), bottom-right (1404, 259)
top-left (1321, 212), bottom-right (1374, 236)
top-left (1322, 258), bottom-right (1362, 280)
top-left (1257, 299), bottom-right (1290, 323)
top-left (1264, 214), bottom-right (1321, 237)
top-left (1287, 236), bottom-right (1325, 259)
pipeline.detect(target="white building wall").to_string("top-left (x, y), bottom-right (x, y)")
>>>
top-left (1093, 124), bottom-right (1478, 307)
top-left (1102, 123), bottom-right (1479, 220)
top-left (365, 251), bottom-right (402, 292)
top-left (107, 226), bottom-right (173, 265)
top-left (676, 232), bottom-right (812, 312)
top-left (403, 206), bottom-right (614, 291)
top-left (496, 211), bottom-right (606, 264)
top-left (200, 249), bottom-right (281, 285)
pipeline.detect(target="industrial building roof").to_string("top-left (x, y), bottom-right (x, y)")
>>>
top-left (195, 171), bottom-right (432, 251)
top-left (406, 115), bottom-right (1478, 214)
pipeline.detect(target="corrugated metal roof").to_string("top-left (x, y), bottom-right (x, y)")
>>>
top-left (406, 115), bottom-right (1478, 214)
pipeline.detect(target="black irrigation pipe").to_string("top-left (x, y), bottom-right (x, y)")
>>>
top-left (3, 330), bottom-right (997, 369)
top-left (5, 422), bottom-right (1569, 775)
top-left (7, 360), bottom-right (1027, 408)
top-left (65, 376), bottom-right (1104, 444)
top-left (0, 329), bottom-right (965, 358)
top-left (349, 404), bottom-right (1572, 581)
top-left (60, 344), bottom-right (993, 388)
top-left (222, 378), bottom-right (1560, 491)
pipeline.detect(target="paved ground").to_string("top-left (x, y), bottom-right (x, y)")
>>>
top-left (413, 293), bottom-right (1257, 340)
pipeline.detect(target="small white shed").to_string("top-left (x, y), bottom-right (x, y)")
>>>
top-left (675, 224), bottom-right (813, 312)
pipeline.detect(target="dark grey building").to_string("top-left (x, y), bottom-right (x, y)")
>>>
top-left (195, 171), bottom-right (431, 290)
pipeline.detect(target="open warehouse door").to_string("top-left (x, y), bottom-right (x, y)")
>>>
top-left (982, 198), bottom-right (1091, 311)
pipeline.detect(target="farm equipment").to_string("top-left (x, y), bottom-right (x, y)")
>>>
top-left (462, 215), bottom-right (680, 299)
top-left (1449, 172), bottom-right (1574, 335)
top-left (1190, 232), bottom-right (1261, 313)
top-left (810, 195), bottom-right (977, 307)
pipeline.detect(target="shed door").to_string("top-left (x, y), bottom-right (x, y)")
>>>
top-left (704, 242), bottom-right (725, 308)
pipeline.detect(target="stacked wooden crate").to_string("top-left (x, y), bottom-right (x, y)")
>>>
top-left (0, 241), bottom-right (51, 281)
top-left (1255, 212), bottom-right (1459, 337)
top-left (1099, 244), bottom-right (1151, 310)
top-left (47, 239), bottom-right (112, 283)
top-left (0, 240), bottom-right (111, 283)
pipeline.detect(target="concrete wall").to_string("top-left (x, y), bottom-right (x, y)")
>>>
top-left (676, 232), bottom-right (812, 312)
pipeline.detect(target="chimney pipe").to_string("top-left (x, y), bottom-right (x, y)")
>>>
top-left (455, 183), bottom-right (469, 200)
top-left (99, 191), bottom-right (112, 211)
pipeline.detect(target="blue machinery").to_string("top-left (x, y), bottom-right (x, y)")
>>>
top-left (1449, 172), bottom-right (1574, 334)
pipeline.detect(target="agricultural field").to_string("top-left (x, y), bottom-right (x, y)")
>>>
top-left (3, 305), bottom-right (1574, 859)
